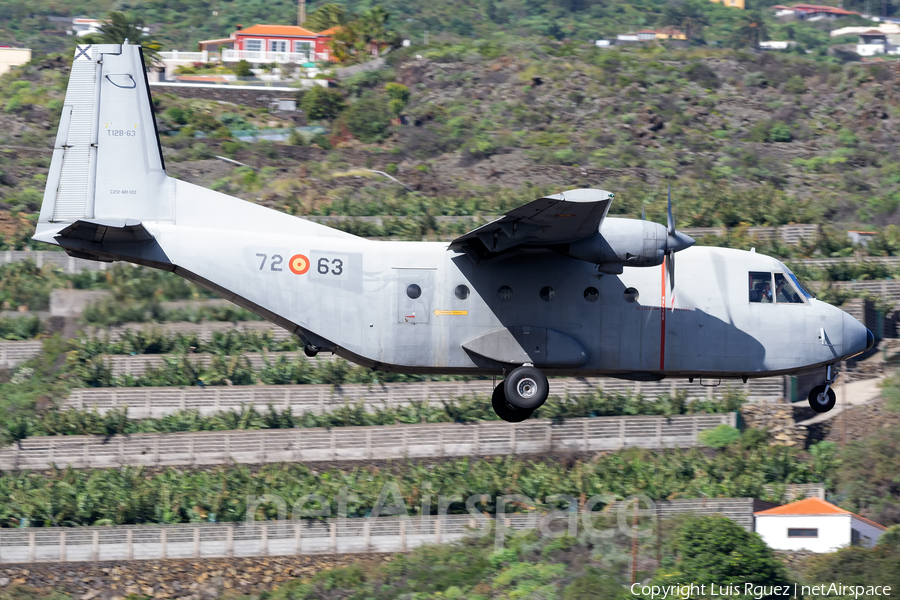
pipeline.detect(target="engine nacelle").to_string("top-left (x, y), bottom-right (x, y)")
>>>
top-left (565, 218), bottom-right (668, 273)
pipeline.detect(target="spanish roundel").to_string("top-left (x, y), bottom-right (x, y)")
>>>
top-left (289, 254), bottom-right (310, 275)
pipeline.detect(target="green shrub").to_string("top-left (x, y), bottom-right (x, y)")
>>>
top-left (300, 86), bottom-right (347, 122)
top-left (385, 82), bottom-right (410, 103)
top-left (743, 72), bottom-right (768, 87)
top-left (698, 424), bottom-right (741, 448)
top-left (783, 75), bottom-right (806, 94)
top-left (341, 93), bottom-right (393, 143)
top-left (385, 162), bottom-right (398, 175)
top-left (768, 122), bottom-right (792, 143)
top-left (233, 59), bottom-right (253, 77)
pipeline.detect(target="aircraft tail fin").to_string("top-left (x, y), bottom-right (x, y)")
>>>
top-left (38, 42), bottom-right (170, 234)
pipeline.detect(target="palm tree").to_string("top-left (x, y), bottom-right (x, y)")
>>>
top-left (659, 0), bottom-right (710, 43)
top-left (729, 10), bottom-right (770, 49)
top-left (98, 11), bottom-right (163, 67)
top-left (305, 3), bottom-right (348, 32)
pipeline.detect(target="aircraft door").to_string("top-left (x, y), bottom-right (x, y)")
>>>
top-left (397, 269), bottom-right (434, 324)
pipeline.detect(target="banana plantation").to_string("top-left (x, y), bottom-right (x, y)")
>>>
top-left (0, 441), bottom-right (835, 528)
top-left (2, 388), bottom-right (742, 443)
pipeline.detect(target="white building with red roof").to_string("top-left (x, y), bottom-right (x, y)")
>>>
top-left (773, 4), bottom-right (861, 20)
top-left (755, 497), bottom-right (885, 553)
top-left (222, 24), bottom-right (339, 65)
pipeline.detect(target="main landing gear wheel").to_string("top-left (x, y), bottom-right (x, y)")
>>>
top-left (304, 346), bottom-right (318, 358)
top-left (808, 384), bottom-right (836, 413)
top-left (504, 365), bottom-right (550, 411)
top-left (492, 381), bottom-right (533, 423)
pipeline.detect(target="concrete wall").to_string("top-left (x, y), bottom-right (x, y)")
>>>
top-left (0, 48), bottom-right (31, 76)
top-left (851, 515), bottom-right (885, 549)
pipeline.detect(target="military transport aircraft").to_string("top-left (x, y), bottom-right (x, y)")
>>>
top-left (34, 43), bottom-right (873, 422)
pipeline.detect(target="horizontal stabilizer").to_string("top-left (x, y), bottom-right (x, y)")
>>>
top-left (57, 219), bottom-right (152, 244)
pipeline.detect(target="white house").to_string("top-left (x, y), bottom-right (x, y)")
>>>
top-left (759, 41), bottom-right (798, 50)
top-left (0, 47), bottom-right (32, 76)
top-left (755, 497), bottom-right (886, 553)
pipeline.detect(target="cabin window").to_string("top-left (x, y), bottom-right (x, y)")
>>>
top-left (788, 528), bottom-right (818, 538)
top-left (540, 286), bottom-right (555, 301)
top-left (406, 284), bottom-right (421, 299)
top-left (749, 272), bottom-right (773, 303)
top-left (774, 273), bottom-right (804, 304)
top-left (498, 285), bottom-right (513, 301)
top-left (584, 287), bottom-right (599, 302)
top-left (624, 287), bottom-right (639, 303)
top-left (455, 285), bottom-right (470, 300)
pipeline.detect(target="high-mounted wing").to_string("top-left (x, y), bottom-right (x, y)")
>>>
top-left (449, 188), bottom-right (614, 263)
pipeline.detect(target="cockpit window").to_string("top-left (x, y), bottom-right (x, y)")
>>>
top-left (783, 266), bottom-right (815, 299)
top-left (749, 271), bottom-right (772, 303)
top-left (774, 273), bottom-right (804, 304)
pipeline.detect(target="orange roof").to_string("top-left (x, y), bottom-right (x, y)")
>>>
top-left (237, 24), bottom-right (319, 37)
top-left (317, 26), bottom-right (341, 36)
top-left (755, 498), bottom-right (886, 530)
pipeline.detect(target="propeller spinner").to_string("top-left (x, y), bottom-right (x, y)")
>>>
top-left (665, 181), bottom-right (695, 292)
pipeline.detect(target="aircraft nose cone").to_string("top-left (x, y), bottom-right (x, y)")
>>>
top-left (667, 231), bottom-right (696, 254)
top-left (841, 311), bottom-right (871, 359)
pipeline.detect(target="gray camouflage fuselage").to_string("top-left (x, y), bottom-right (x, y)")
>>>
top-left (34, 43), bottom-right (871, 382)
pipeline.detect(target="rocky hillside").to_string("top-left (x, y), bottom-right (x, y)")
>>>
top-left (3, 43), bottom-right (900, 249)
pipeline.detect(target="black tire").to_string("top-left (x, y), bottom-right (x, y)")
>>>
top-left (808, 384), bottom-right (836, 413)
top-left (304, 346), bottom-right (318, 358)
top-left (492, 381), bottom-right (533, 422)
top-left (504, 365), bottom-right (549, 410)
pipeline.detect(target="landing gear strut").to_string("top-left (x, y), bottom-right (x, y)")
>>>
top-left (490, 365), bottom-right (550, 422)
top-left (808, 364), bottom-right (837, 413)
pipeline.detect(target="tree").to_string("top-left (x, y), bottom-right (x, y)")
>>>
top-left (659, 0), bottom-right (710, 43)
top-left (651, 516), bottom-right (792, 599)
top-left (338, 92), bottom-right (393, 143)
top-left (329, 5), bottom-right (401, 62)
top-left (729, 10), bottom-right (770, 49)
top-left (305, 3), bottom-right (348, 32)
top-left (299, 86), bottom-right (347, 122)
top-left (98, 11), bottom-right (162, 67)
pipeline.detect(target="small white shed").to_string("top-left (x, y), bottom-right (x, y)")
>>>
top-left (755, 498), bottom-right (885, 553)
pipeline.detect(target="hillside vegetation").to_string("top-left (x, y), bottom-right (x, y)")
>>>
top-left (0, 0), bottom-right (877, 56)
top-left (4, 41), bottom-right (900, 251)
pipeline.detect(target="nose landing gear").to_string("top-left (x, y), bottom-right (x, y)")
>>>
top-left (491, 365), bottom-right (550, 422)
top-left (808, 364), bottom-right (837, 413)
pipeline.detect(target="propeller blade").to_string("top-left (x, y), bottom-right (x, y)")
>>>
top-left (667, 180), bottom-right (674, 236)
top-left (667, 250), bottom-right (675, 295)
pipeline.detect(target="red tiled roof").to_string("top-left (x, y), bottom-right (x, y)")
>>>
top-left (637, 29), bottom-right (657, 33)
top-left (789, 4), bottom-right (860, 14)
top-left (237, 24), bottom-right (319, 37)
top-left (317, 26), bottom-right (341, 36)
top-left (755, 498), bottom-right (886, 530)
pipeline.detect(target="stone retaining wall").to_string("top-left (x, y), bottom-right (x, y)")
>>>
top-left (0, 554), bottom-right (385, 600)
top-left (740, 403), bottom-right (808, 447)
